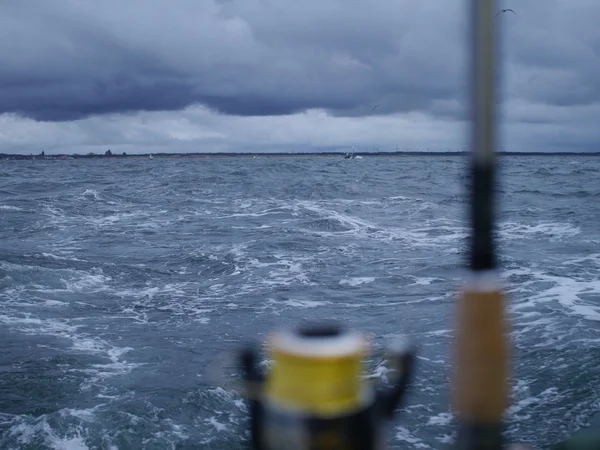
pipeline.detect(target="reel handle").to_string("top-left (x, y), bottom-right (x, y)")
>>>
top-left (239, 345), bottom-right (264, 450)
top-left (376, 337), bottom-right (417, 420)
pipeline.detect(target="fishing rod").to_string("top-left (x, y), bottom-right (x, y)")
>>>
top-left (453, 0), bottom-right (509, 450)
top-left (226, 1), bottom-right (600, 448)
top-left (232, 1), bottom-right (509, 449)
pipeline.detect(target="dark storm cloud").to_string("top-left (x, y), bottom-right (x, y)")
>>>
top-left (0, 0), bottom-right (598, 122)
top-left (502, 0), bottom-right (600, 110)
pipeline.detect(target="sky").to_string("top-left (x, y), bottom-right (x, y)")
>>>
top-left (0, 0), bottom-right (598, 154)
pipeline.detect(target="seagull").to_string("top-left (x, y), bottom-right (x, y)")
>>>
top-left (370, 104), bottom-right (379, 111)
top-left (496, 8), bottom-right (516, 16)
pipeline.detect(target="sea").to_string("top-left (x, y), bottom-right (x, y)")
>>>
top-left (0, 155), bottom-right (598, 450)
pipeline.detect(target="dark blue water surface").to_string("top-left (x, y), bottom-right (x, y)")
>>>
top-left (0, 156), bottom-right (599, 449)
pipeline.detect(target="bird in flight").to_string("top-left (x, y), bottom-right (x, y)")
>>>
top-left (496, 8), bottom-right (516, 16)
top-left (371, 104), bottom-right (379, 111)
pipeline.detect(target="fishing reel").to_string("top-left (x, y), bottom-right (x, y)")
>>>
top-left (238, 322), bottom-right (416, 450)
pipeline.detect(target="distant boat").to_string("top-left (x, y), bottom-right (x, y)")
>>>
top-left (344, 146), bottom-right (357, 159)
top-left (148, 154), bottom-right (154, 160)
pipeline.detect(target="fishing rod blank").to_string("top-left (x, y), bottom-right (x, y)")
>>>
top-left (453, 0), bottom-right (510, 449)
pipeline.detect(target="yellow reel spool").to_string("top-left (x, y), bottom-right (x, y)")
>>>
top-left (265, 326), bottom-right (370, 416)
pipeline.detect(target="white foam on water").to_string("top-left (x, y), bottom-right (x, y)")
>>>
top-left (114, 281), bottom-right (217, 325)
top-left (81, 189), bottom-right (101, 201)
top-left (511, 316), bottom-right (558, 342)
top-left (42, 204), bottom-right (71, 226)
top-left (233, 399), bottom-right (247, 412)
top-left (248, 256), bottom-right (316, 288)
top-left (205, 417), bottom-right (228, 432)
top-left (507, 384), bottom-right (563, 422)
top-left (4, 403), bottom-right (191, 450)
top-left (0, 311), bottom-right (139, 392)
top-left (48, 434), bottom-right (90, 450)
top-left (62, 268), bottom-right (112, 293)
top-left (0, 262), bottom-right (111, 297)
top-left (500, 248), bottom-right (600, 351)
top-left (385, 195), bottom-right (439, 212)
top-left (44, 299), bottom-right (69, 307)
top-left (435, 434), bottom-right (454, 445)
top-left (231, 224), bottom-right (273, 230)
top-left (207, 387), bottom-right (232, 399)
top-left (427, 412), bottom-right (454, 426)
top-left (7, 415), bottom-right (90, 450)
top-left (149, 418), bottom-right (189, 442)
top-left (298, 201), bottom-right (377, 236)
top-left (564, 253), bottom-right (600, 267)
top-left (41, 252), bottom-right (85, 262)
top-left (213, 205), bottom-right (291, 219)
top-left (368, 293), bottom-right (452, 308)
top-left (425, 329), bottom-right (453, 337)
top-left (395, 426), bottom-right (431, 448)
top-left (396, 225), bottom-right (467, 248)
top-left (364, 359), bottom-right (391, 382)
top-left (83, 211), bottom-right (151, 228)
top-left (501, 222), bottom-right (581, 241)
top-left (339, 277), bottom-right (376, 286)
top-left (408, 276), bottom-right (440, 286)
top-left (0, 314), bottom-right (80, 335)
top-left (280, 299), bottom-right (330, 308)
top-left (511, 270), bottom-right (600, 322)
top-left (0, 205), bottom-right (23, 211)
top-left (58, 407), bottom-right (101, 423)
top-left (320, 216), bottom-right (586, 258)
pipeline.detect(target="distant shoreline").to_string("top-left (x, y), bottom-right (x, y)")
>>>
top-left (1, 151), bottom-right (599, 160)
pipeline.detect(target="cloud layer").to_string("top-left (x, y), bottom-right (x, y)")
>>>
top-left (0, 0), bottom-right (598, 153)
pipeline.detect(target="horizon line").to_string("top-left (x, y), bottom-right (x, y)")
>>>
top-left (1, 150), bottom-right (599, 159)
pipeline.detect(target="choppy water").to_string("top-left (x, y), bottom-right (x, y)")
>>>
top-left (0, 155), bottom-right (599, 450)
